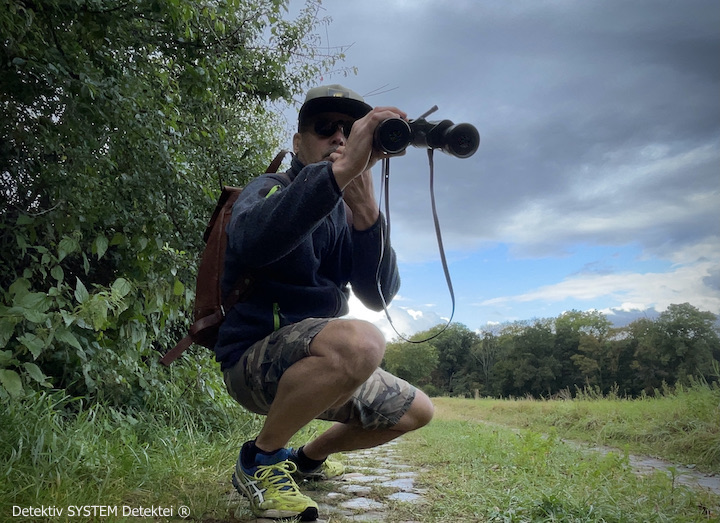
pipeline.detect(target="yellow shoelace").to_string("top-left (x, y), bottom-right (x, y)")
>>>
top-left (254, 461), bottom-right (305, 495)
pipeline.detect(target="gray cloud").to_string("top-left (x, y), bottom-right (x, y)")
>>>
top-left (295, 0), bottom-right (720, 330)
top-left (321, 0), bottom-right (720, 263)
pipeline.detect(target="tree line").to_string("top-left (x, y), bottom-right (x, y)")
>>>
top-left (383, 303), bottom-right (720, 398)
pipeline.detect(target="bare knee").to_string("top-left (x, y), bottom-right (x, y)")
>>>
top-left (394, 389), bottom-right (434, 433)
top-left (311, 319), bottom-right (385, 383)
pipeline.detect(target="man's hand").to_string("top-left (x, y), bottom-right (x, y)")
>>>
top-left (329, 106), bottom-right (407, 189)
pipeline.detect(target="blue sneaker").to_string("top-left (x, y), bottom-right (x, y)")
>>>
top-left (232, 444), bottom-right (319, 521)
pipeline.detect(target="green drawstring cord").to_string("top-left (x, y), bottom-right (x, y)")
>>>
top-left (273, 302), bottom-right (281, 331)
top-left (266, 184), bottom-right (282, 198)
top-left (267, 184), bottom-right (283, 332)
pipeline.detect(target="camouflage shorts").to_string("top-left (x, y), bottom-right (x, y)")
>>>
top-left (222, 318), bottom-right (416, 430)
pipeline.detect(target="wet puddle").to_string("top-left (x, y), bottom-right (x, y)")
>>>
top-left (581, 442), bottom-right (720, 496)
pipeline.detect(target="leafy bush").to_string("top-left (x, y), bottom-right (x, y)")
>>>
top-left (1, 0), bottom-right (343, 404)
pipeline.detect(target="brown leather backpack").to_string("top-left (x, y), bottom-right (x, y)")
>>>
top-left (160, 150), bottom-right (289, 365)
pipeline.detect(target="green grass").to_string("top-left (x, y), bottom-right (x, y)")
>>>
top-left (0, 387), bottom-right (331, 522)
top-left (390, 381), bottom-right (720, 522)
top-left (1, 390), bottom-right (263, 522)
top-left (2, 380), bottom-right (718, 522)
top-left (437, 380), bottom-right (720, 474)
top-left (393, 409), bottom-right (719, 522)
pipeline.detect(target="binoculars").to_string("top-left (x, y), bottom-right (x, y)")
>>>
top-left (374, 107), bottom-right (479, 158)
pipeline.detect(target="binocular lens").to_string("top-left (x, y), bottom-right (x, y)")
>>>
top-left (442, 123), bottom-right (480, 159)
top-left (374, 118), bottom-right (412, 154)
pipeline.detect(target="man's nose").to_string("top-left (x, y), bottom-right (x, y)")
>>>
top-left (330, 125), bottom-right (347, 145)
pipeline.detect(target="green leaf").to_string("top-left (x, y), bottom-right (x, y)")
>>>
top-left (14, 291), bottom-right (49, 311)
top-left (0, 319), bottom-right (18, 348)
top-left (0, 369), bottom-right (24, 398)
top-left (75, 278), bottom-right (89, 304)
top-left (18, 333), bottom-right (46, 359)
top-left (51, 265), bottom-right (65, 282)
top-left (13, 292), bottom-right (51, 323)
top-left (110, 232), bottom-right (125, 246)
top-left (111, 278), bottom-right (132, 298)
top-left (60, 310), bottom-right (77, 327)
top-left (16, 213), bottom-right (33, 225)
top-left (94, 234), bottom-right (109, 259)
top-left (88, 297), bottom-right (109, 330)
top-left (54, 326), bottom-right (83, 350)
top-left (16, 233), bottom-right (28, 249)
top-left (24, 362), bottom-right (47, 383)
top-left (58, 236), bottom-right (80, 261)
top-left (9, 278), bottom-right (31, 296)
top-left (0, 350), bottom-right (13, 366)
top-left (21, 309), bottom-right (49, 324)
top-left (173, 279), bottom-right (185, 296)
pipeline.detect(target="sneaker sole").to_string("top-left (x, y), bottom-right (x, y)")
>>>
top-left (295, 471), bottom-right (345, 482)
top-left (232, 472), bottom-right (319, 521)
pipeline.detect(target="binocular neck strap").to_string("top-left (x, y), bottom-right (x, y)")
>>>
top-left (377, 151), bottom-right (456, 344)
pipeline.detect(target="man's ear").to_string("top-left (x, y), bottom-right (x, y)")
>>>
top-left (292, 132), bottom-right (301, 154)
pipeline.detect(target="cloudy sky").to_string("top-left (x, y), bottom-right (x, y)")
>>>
top-left (283, 0), bottom-right (720, 339)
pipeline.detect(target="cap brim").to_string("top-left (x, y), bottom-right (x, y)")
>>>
top-left (299, 97), bottom-right (372, 126)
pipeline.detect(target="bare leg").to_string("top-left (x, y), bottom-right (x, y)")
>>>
top-left (254, 319), bottom-right (385, 452)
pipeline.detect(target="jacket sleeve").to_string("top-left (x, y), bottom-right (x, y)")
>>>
top-left (226, 163), bottom-right (343, 267)
top-left (350, 213), bottom-right (401, 311)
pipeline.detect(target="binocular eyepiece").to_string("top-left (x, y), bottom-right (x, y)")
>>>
top-left (374, 109), bottom-right (479, 158)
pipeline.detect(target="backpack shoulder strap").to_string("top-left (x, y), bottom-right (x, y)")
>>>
top-left (265, 149), bottom-right (289, 174)
top-left (203, 186), bottom-right (243, 243)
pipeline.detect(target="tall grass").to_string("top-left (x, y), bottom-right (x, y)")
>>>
top-left (1, 374), bottom-right (264, 521)
top-left (395, 411), bottom-right (719, 522)
top-left (444, 378), bottom-right (720, 473)
top-left (1, 360), bottom-right (331, 522)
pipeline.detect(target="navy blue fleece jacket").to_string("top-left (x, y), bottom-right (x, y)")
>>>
top-left (214, 155), bottom-right (400, 370)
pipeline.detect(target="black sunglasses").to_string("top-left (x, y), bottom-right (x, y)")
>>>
top-left (312, 118), bottom-right (354, 139)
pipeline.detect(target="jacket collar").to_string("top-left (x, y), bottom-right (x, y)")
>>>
top-left (288, 154), bottom-right (304, 181)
